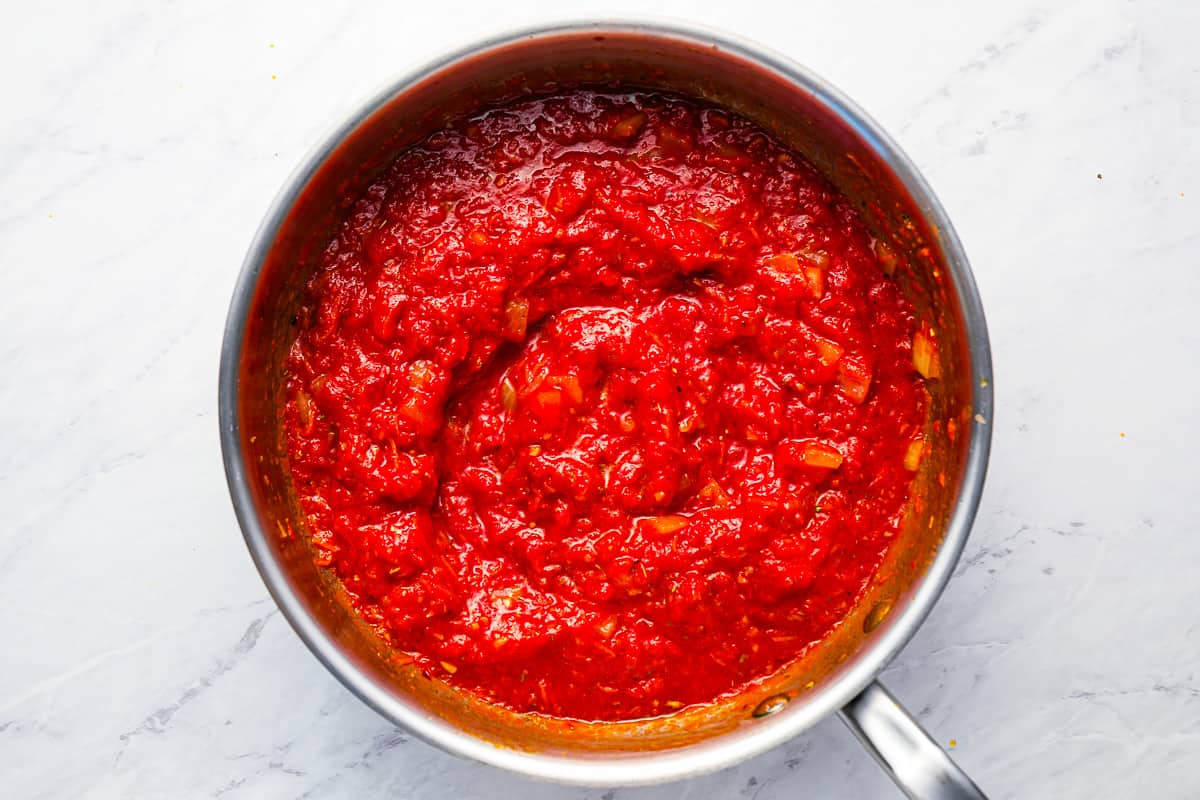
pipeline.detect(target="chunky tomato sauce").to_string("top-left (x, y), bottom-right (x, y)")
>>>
top-left (284, 90), bottom-right (927, 721)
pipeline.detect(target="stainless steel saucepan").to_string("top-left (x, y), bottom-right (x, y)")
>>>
top-left (219, 20), bottom-right (993, 798)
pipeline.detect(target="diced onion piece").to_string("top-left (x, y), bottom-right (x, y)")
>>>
top-left (295, 390), bottom-right (315, 434)
top-left (398, 362), bottom-right (441, 433)
top-left (532, 388), bottom-right (562, 411)
top-left (764, 252), bottom-right (801, 272)
top-left (550, 375), bottom-right (584, 404)
top-left (836, 357), bottom-right (872, 404)
top-left (912, 329), bottom-right (941, 379)
top-left (802, 441), bottom-right (844, 469)
top-left (527, 387), bottom-right (564, 425)
top-left (595, 617), bottom-right (618, 638)
top-left (804, 264), bottom-right (825, 298)
top-left (440, 661), bottom-right (458, 674)
top-left (813, 336), bottom-right (844, 367)
top-left (611, 111), bottom-right (648, 139)
top-left (838, 373), bottom-right (870, 403)
top-left (874, 239), bottom-right (899, 276)
top-left (764, 252), bottom-right (827, 297)
top-left (398, 398), bottom-right (438, 435)
top-left (697, 478), bottom-right (732, 507)
top-left (504, 298), bottom-right (529, 341)
top-left (499, 378), bottom-right (517, 412)
top-left (904, 438), bottom-right (924, 471)
top-left (649, 514), bottom-right (689, 534)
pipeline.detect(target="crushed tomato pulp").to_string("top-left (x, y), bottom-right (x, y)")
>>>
top-left (284, 90), bottom-right (928, 721)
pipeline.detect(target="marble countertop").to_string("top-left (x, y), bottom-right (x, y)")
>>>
top-left (4, 1), bottom-right (1198, 797)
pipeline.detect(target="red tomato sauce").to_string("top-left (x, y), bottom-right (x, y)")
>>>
top-left (284, 90), bottom-right (927, 721)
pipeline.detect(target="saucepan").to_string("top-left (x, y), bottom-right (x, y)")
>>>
top-left (219, 20), bottom-right (993, 798)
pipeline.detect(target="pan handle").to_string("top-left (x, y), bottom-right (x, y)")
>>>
top-left (838, 681), bottom-right (987, 799)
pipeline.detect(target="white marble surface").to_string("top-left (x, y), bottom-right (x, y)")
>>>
top-left (3, 0), bottom-right (1198, 797)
